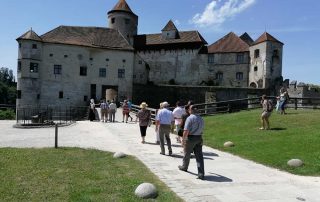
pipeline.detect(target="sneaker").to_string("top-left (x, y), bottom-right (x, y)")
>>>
top-left (178, 165), bottom-right (187, 172)
top-left (141, 140), bottom-right (145, 144)
top-left (160, 152), bottom-right (165, 155)
top-left (169, 151), bottom-right (172, 156)
top-left (259, 127), bottom-right (265, 130)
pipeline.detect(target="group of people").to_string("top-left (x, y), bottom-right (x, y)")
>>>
top-left (135, 100), bottom-right (205, 180)
top-left (88, 99), bottom-right (117, 122)
top-left (260, 87), bottom-right (290, 130)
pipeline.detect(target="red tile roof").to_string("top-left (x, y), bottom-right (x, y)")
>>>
top-left (17, 29), bottom-right (42, 42)
top-left (134, 31), bottom-right (207, 50)
top-left (162, 20), bottom-right (178, 31)
top-left (108, 0), bottom-right (136, 16)
top-left (40, 26), bottom-right (133, 51)
top-left (208, 32), bottom-right (249, 53)
top-left (254, 32), bottom-right (283, 45)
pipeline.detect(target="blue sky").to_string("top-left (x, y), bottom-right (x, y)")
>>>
top-left (0, 0), bottom-right (319, 84)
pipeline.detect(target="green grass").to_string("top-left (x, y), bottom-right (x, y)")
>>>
top-left (203, 109), bottom-right (320, 176)
top-left (0, 148), bottom-right (183, 202)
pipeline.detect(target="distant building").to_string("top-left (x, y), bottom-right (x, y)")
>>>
top-left (16, 0), bottom-right (284, 107)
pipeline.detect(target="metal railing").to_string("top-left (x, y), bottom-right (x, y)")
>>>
top-left (16, 106), bottom-right (88, 126)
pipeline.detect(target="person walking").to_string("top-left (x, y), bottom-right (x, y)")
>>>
top-left (100, 99), bottom-right (108, 122)
top-left (154, 102), bottom-right (163, 144)
top-left (122, 100), bottom-right (130, 123)
top-left (156, 101), bottom-right (174, 156)
top-left (178, 105), bottom-right (205, 180)
top-left (136, 102), bottom-right (151, 144)
top-left (260, 95), bottom-right (273, 130)
top-left (108, 100), bottom-right (117, 122)
top-left (173, 100), bottom-right (186, 143)
top-left (89, 99), bottom-right (95, 121)
top-left (127, 99), bottom-right (133, 122)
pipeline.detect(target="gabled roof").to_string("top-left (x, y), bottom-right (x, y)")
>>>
top-left (40, 26), bottom-right (133, 51)
top-left (16, 29), bottom-right (42, 42)
top-left (240, 32), bottom-right (254, 45)
top-left (253, 32), bottom-right (283, 45)
top-left (108, 0), bottom-right (136, 16)
top-left (134, 31), bottom-right (207, 50)
top-left (161, 20), bottom-right (178, 31)
top-left (208, 32), bottom-right (249, 53)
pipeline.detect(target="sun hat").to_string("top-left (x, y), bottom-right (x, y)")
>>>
top-left (140, 102), bottom-right (148, 109)
top-left (162, 101), bottom-right (170, 108)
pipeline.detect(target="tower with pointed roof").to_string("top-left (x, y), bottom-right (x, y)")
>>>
top-left (107, 0), bottom-right (138, 45)
top-left (161, 20), bottom-right (179, 40)
top-left (249, 32), bottom-right (283, 89)
top-left (16, 29), bottom-right (43, 107)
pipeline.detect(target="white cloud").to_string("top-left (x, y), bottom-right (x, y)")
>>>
top-left (191, 0), bottom-right (255, 28)
top-left (174, 19), bottom-right (180, 26)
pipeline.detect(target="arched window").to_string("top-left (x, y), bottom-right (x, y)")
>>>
top-left (254, 66), bottom-right (258, 71)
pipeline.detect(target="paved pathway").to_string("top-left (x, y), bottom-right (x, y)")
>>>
top-left (1, 111), bottom-right (320, 202)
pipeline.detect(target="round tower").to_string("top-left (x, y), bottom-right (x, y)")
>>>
top-left (107, 0), bottom-right (138, 45)
top-left (16, 29), bottom-right (43, 108)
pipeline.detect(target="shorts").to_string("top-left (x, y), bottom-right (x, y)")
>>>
top-left (261, 111), bottom-right (271, 118)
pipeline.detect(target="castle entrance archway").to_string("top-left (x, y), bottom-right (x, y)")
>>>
top-left (250, 82), bottom-right (257, 88)
top-left (102, 85), bottom-right (118, 102)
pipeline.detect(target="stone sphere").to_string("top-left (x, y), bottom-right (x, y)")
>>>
top-left (224, 141), bottom-right (235, 147)
top-left (135, 183), bottom-right (158, 199)
top-left (113, 152), bottom-right (127, 158)
top-left (287, 159), bottom-right (303, 167)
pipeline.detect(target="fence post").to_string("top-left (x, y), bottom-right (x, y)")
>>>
top-left (55, 123), bottom-right (58, 148)
top-left (295, 98), bottom-right (298, 110)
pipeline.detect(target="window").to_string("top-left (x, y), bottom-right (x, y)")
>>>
top-left (89, 58), bottom-right (93, 61)
top-left (54, 65), bottom-right (62, 75)
top-left (111, 18), bottom-right (115, 24)
top-left (99, 68), bottom-right (106, 77)
top-left (118, 69), bottom-right (125, 78)
top-left (59, 91), bottom-right (63, 99)
top-left (84, 96), bottom-right (88, 102)
top-left (32, 44), bottom-right (37, 49)
top-left (254, 66), bottom-right (258, 71)
top-left (64, 55), bottom-right (68, 58)
top-left (106, 58), bottom-right (109, 62)
top-left (125, 18), bottom-right (130, 24)
top-left (236, 72), bottom-right (243, 80)
top-left (273, 50), bottom-right (279, 57)
top-left (236, 53), bottom-right (244, 63)
top-left (49, 53), bottom-right (53, 57)
top-left (80, 66), bottom-right (87, 76)
top-left (138, 60), bottom-right (142, 64)
top-left (254, 49), bottom-right (260, 58)
top-left (208, 54), bottom-right (215, 63)
top-left (37, 94), bottom-right (40, 99)
top-left (216, 72), bottom-right (223, 80)
top-left (122, 59), bottom-right (126, 63)
top-left (17, 90), bottom-right (21, 99)
top-left (19, 43), bottom-right (21, 48)
top-left (18, 61), bottom-right (21, 72)
top-left (30, 62), bottom-right (38, 73)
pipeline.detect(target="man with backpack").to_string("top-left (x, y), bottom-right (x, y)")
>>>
top-left (260, 94), bottom-right (273, 130)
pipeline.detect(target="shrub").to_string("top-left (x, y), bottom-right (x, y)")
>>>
top-left (0, 109), bottom-right (15, 120)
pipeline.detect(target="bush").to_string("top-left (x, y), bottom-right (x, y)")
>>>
top-left (0, 109), bottom-right (15, 120)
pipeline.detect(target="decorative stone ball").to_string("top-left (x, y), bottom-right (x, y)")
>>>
top-left (113, 152), bottom-right (127, 158)
top-left (287, 159), bottom-right (303, 167)
top-left (224, 141), bottom-right (235, 147)
top-left (135, 183), bottom-right (158, 199)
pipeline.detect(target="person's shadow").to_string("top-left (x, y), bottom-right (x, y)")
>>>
top-left (186, 171), bottom-right (233, 182)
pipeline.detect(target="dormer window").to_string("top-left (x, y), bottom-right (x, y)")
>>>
top-left (32, 44), bottom-right (37, 49)
top-left (111, 18), bottom-right (115, 24)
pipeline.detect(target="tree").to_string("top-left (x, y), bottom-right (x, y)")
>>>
top-left (0, 67), bottom-right (16, 104)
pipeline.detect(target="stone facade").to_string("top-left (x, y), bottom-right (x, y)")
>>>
top-left (16, 0), bottom-right (284, 108)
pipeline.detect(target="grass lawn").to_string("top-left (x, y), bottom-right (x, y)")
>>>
top-left (203, 109), bottom-right (320, 176)
top-left (0, 148), bottom-right (183, 202)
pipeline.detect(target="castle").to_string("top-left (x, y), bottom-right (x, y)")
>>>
top-left (16, 0), bottom-right (283, 107)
